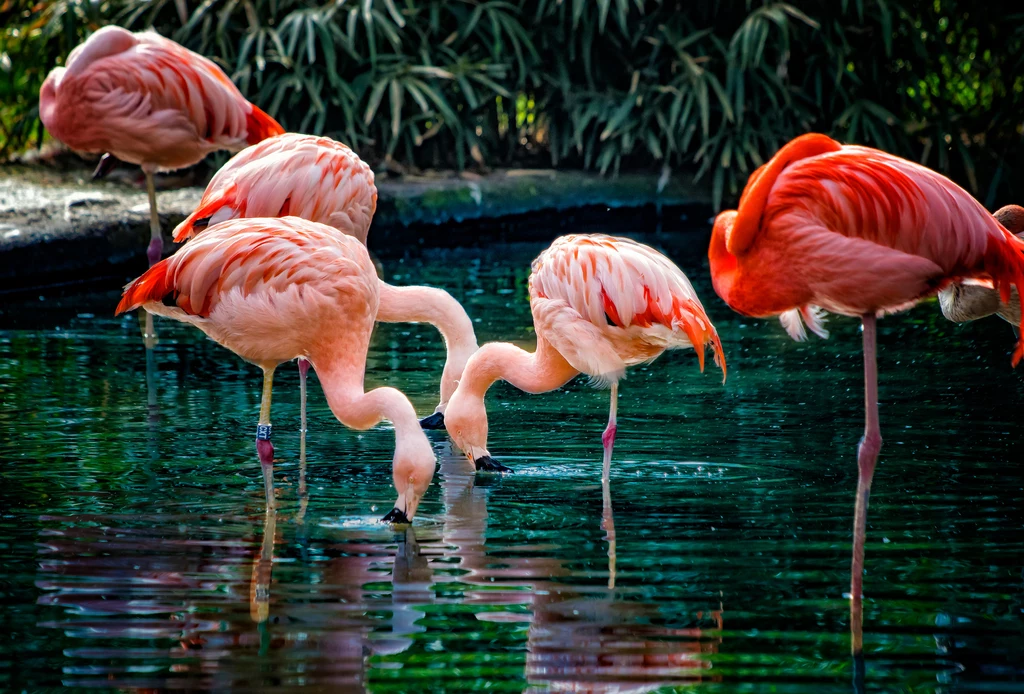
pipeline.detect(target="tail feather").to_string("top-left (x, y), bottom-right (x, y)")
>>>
top-left (172, 183), bottom-right (238, 242)
top-left (116, 260), bottom-right (174, 315)
top-left (245, 105), bottom-right (284, 145)
top-left (674, 299), bottom-right (727, 383)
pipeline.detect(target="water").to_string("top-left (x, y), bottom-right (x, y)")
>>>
top-left (2, 225), bottom-right (1023, 692)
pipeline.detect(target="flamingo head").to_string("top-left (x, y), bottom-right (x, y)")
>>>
top-left (386, 429), bottom-right (436, 524)
top-left (994, 204), bottom-right (1024, 236)
top-left (442, 386), bottom-right (492, 468)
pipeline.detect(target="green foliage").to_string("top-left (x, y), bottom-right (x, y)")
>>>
top-left (3, 1), bottom-right (1024, 209)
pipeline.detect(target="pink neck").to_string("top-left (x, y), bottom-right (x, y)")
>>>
top-left (460, 336), bottom-right (578, 399)
top-left (376, 282), bottom-right (479, 408)
top-left (312, 353), bottom-right (421, 435)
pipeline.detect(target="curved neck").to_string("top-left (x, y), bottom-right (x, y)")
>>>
top-left (730, 133), bottom-right (841, 255)
top-left (376, 282), bottom-right (478, 353)
top-left (311, 352), bottom-right (420, 434)
top-left (377, 282), bottom-right (479, 408)
top-left (460, 336), bottom-right (578, 399)
top-left (709, 211), bottom-right (738, 307)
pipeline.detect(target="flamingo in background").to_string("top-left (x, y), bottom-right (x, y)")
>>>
top-left (443, 234), bottom-right (725, 479)
top-left (939, 205), bottom-right (1024, 330)
top-left (40, 25), bottom-right (283, 346)
top-left (116, 216), bottom-right (436, 522)
top-left (708, 133), bottom-right (1024, 656)
top-left (171, 133), bottom-right (479, 431)
top-left (40, 26), bottom-right (284, 266)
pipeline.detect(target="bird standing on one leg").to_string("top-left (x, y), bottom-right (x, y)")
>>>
top-left (40, 26), bottom-right (284, 345)
top-left (116, 216), bottom-right (437, 521)
top-left (172, 132), bottom-right (479, 432)
top-left (707, 133), bottom-right (1024, 657)
top-left (443, 233), bottom-right (725, 474)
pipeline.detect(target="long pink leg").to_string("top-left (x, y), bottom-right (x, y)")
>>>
top-left (256, 366), bottom-right (276, 511)
top-left (298, 358), bottom-right (311, 436)
top-left (601, 383), bottom-right (618, 589)
top-left (851, 313), bottom-right (882, 656)
top-left (139, 170), bottom-right (162, 349)
top-left (602, 382), bottom-right (619, 476)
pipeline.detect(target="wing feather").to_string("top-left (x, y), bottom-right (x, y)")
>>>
top-left (529, 234), bottom-right (726, 381)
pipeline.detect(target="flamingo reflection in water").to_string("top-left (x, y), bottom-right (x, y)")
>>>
top-left (33, 477), bottom-right (433, 690)
top-left (436, 448), bottom-right (724, 692)
top-left (35, 442), bottom-right (719, 691)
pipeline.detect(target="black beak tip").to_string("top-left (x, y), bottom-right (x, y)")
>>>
top-left (381, 507), bottom-right (411, 525)
top-left (474, 455), bottom-right (513, 474)
top-left (419, 411), bottom-right (445, 430)
top-left (91, 153), bottom-right (117, 180)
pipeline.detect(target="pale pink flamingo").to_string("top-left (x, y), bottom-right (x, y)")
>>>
top-left (40, 25), bottom-right (284, 267)
top-left (115, 216), bottom-right (436, 522)
top-left (939, 205), bottom-right (1024, 329)
top-left (443, 234), bottom-right (726, 478)
top-left (707, 133), bottom-right (1024, 655)
top-left (171, 132), bottom-right (478, 431)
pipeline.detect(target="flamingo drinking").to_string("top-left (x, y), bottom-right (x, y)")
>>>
top-left (707, 133), bottom-right (1024, 655)
top-left (116, 216), bottom-right (436, 522)
top-left (443, 234), bottom-right (725, 480)
top-left (171, 133), bottom-right (479, 431)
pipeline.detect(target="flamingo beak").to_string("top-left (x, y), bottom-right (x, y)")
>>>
top-left (419, 411), bottom-right (445, 429)
top-left (473, 455), bottom-right (514, 473)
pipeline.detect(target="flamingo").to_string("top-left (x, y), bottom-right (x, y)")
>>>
top-left (443, 234), bottom-right (726, 479)
top-left (115, 216), bottom-right (436, 522)
top-left (39, 26), bottom-right (284, 268)
top-left (939, 205), bottom-right (1024, 330)
top-left (170, 132), bottom-right (479, 431)
top-left (707, 133), bottom-right (1024, 656)
top-left (40, 26), bottom-right (283, 348)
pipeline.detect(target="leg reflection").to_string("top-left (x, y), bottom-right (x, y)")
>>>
top-left (250, 511), bottom-right (276, 624)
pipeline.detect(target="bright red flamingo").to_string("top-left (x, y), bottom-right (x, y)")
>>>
top-left (443, 234), bottom-right (725, 477)
top-left (708, 133), bottom-right (1024, 655)
top-left (171, 133), bottom-right (479, 431)
top-left (116, 216), bottom-right (436, 522)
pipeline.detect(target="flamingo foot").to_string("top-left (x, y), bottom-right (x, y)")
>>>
top-left (474, 455), bottom-right (513, 473)
top-left (147, 236), bottom-right (164, 267)
top-left (382, 507), bottom-right (411, 525)
top-left (419, 411), bottom-right (445, 430)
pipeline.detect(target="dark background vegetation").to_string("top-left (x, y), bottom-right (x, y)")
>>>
top-left (2, 0), bottom-right (1022, 208)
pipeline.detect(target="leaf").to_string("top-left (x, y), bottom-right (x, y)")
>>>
top-left (364, 79), bottom-right (388, 125)
top-left (382, 0), bottom-right (406, 28)
top-left (389, 79), bottom-right (403, 139)
top-left (600, 94), bottom-right (635, 141)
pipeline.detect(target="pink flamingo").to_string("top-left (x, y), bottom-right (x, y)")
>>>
top-left (443, 234), bottom-right (726, 477)
top-left (708, 133), bottom-right (1024, 655)
top-left (40, 25), bottom-right (284, 268)
top-left (171, 133), bottom-right (478, 431)
top-left (115, 216), bottom-right (436, 522)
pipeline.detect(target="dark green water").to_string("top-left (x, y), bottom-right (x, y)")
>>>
top-left (2, 228), bottom-right (1023, 692)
